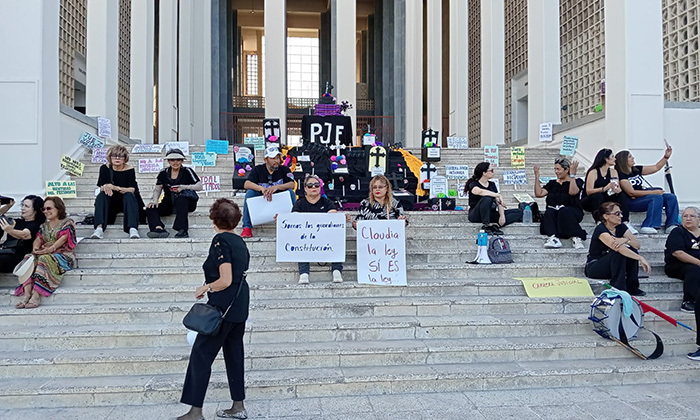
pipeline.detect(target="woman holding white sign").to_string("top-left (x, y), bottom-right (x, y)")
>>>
top-left (146, 149), bottom-right (202, 239)
top-left (353, 175), bottom-right (408, 229)
top-left (466, 162), bottom-right (522, 235)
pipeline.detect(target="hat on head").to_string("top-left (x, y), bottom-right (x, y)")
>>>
top-left (165, 148), bottom-right (186, 160)
top-left (264, 146), bottom-right (282, 159)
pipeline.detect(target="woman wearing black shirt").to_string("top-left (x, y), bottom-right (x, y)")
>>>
top-left (585, 202), bottom-right (650, 295)
top-left (178, 198), bottom-right (250, 420)
top-left (353, 175), bottom-right (408, 228)
top-left (533, 158), bottom-right (586, 249)
top-left (146, 149), bottom-right (202, 238)
top-left (91, 145), bottom-right (145, 239)
top-left (465, 162), bottom-right (522, 235)
top-left (0, 195), bottom-right (44, 272)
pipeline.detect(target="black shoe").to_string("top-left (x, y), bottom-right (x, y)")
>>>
top-left (175, 229), bottom-right (189, 238)
top-left (490, 225), bottom-right (504, 236)
top-left (147, 229), bottom-right (170, 238)
top-left (688, 348), bottom-right (700, 361)
top-left (681, 301), bottom-right (696, 313)
top-left (629, 289), bottom-right (647, 297)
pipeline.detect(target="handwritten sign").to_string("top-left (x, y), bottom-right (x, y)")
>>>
top-left (275, 213), bottom-right (346, 262)
top-left (362, 134), bottom-right (376, 146)
top-left (201, 175), bottom-right (221, 192)
top-left (429, 176), bottom-right (448, 199)
top-left (539, 123), bottom-right (553, 142)
top-left (192, 152), bottom-right (217, 167)
top-left (244, 136), bottom-right (266, 151)
top-left (517, 277), bottom-right (594, 298)
top-left (445, 165), bottom-right (469, 179)
top-left (510, 146), bottom-right (525, 168)
top-left (513, 193), bottom-right (535, 203)
top-left (132, 144), bottom-right (164, 153)
top-left (357, 220), bottom-right (407, 286)
top-left (503, 170), bottom-right (527, 185)
top-left (560, 135), bottom-right (578, 156)
top-left (138, 158), bottom-right (163, 174)
top-left (457, 180), bottom-right (469, 199)
top-left (205, 139), bottom-right (229, 154)
top-left (446, 136), bottom-right (468, 149)
top-left (484, 146), bottom-right (499, 167)
top-left (60, 155), bottom-right (84, 176)
top-left (78, 131), bottom-right (105, 149)
top-left (91, 147), bottom-right (108, 164)
top-left (371, 166), bottom-right (385, 177)
top-left (97, 117), bottom-right (111, 138)
top-left (46, 181), bottom-right (77, 198)
top-left (165, 141), bottom-right (190, 155)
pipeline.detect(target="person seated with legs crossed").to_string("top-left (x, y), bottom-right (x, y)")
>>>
top-left (466, 162), bottom-right (522, 235)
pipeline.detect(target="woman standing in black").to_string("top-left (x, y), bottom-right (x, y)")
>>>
top-left (177, 198), bottom-right (250, 420)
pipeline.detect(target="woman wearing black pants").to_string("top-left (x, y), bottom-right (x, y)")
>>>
top-left (585, 202), bottom-right (650, 296)
top-left (466, 162), bottom-right (522, 235)
top-left (177, 199), bottom-right (250, 420)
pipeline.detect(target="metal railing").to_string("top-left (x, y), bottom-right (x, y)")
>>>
top-left (231, 96), bottom-right (375, 111)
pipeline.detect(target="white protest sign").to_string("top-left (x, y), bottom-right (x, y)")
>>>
top-left (201, 175), bottom-right (221, 192)
top-left (138, 158), bottom-right (163, 174)
top-left (132, 144), bottom-right (164, 153)
top-left (276, 213), bottom-right (346, 262)
top-left (97, 117), bottom-right (111, 139)
top-left (165, 141), bottom-right (190, 155)
top-left (78, 132), bottom-right (105, 149)
top-left (371, 166), bottom-right (385, 177)
top-left (445, 165), bottom-right (469, 179)
top-left (91, 147), bottom-right (108, 164)
top-left (357, 220), bottom-right (407, 286)
top-left (426, 147), bottom-right (441, 159)
top-left (560, 135), bottom-right (578, 156)
top-left (502, 170), bottom-right (528, 185)
top-left (457, 180), bottom-right (469, 199)
top-left (484, 146), bottom-right (499, 167)
top-left (363, 134), bottom-right (376, 146)
top-left (446, 136), bottom-right (468, 149)
top-left (247, 191), bottom-right (294, 226)
top-left (539, 123), bottom-right (553, 142)
top-left (429, 176), bottom-right (448, 198)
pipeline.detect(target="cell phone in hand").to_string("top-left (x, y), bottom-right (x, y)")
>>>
top-left (0, 215), bottom-right (12, 225)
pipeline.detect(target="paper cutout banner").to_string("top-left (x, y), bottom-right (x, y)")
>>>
top-left (510, 146), bottom-right (525, 168)
top-left (517, 277), bottom-right (594, 298)
top-left (560, 135), bottom-right (578, 156)
top-left (201, 175), bottom-right (221, 192)
top-left (445, 165), bottom-right (469, 179)
top-left (46, 181), bottom-right (77, 198)
top-left (60, 155), bottom-right (84, 176)
top-left (192, 152), bottom-right (217, 167)
top-left (132, 144), bottom-right (164, 153)
top-left (484, 146), bottom-right (499, 167)
top-left (78, 132), bottom-right (105, 149)
top-left (503, 170), bottom-right (527, 185)
top-left (205, 139), bottom-right (229, 154)
top-left (138, 158), bottom-right (163, 174)
top-left (275, 213), bottom-right (347, 262)
top-left (446, 137), bottom-right (468, 149)
top-left (357, 220), bottom-right (407, 286)
top-left (539, 123), bottom-right (553, 142)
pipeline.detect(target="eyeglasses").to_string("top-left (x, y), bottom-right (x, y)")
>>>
top-left (305, 183), bottom-right (320, 188)
top-left (112, 155), bottom-right (126, 159)
top-left (372, 185), bottom-right (387, 190)
top-left (606, 211), bottom-right (622, 216)
top-left (42, 207), bottom-right (55, 212)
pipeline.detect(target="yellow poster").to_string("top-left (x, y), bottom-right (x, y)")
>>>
top-left (516, 277), bottom-right (594, 298)
top-left (60, 155), bottom-right (84, 176)
top-left (46, 181), bottom-right (77, 198)
top-left (510, 146), bottom-right (525, 168)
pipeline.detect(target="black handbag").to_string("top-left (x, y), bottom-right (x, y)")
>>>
top-left (178, 188), bottom-right (199, 202)
top-left (0, 237), bottom-right (21, 255)
top-left (182, 279), bottom-right (244, 336)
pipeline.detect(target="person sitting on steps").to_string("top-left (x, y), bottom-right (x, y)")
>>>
top-left (353, 175), bottom-right (409, 229)
top-left (0, 195), bottom-right (44, 274)
top-left (664, 206), bottom-right (700, 316)
top-left (615, 146), bottom-right (679, 235)
top-left (146, 148), bottom-right (202, 239)
top-left (466, 162), bottom-right (522, 235)
top-left (240, 146), bottom-right (296, 238)
top-left (534, 158), bottom-right (587, 249)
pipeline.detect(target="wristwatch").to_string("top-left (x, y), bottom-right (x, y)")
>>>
top-left (207, 285), bottom-right (213, 293)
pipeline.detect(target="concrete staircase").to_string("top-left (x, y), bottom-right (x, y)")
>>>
top-left (0, 146), bottom-right (696, 411)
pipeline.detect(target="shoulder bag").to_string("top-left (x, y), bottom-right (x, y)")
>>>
top-left (182, 276), bottom-right (244, 336)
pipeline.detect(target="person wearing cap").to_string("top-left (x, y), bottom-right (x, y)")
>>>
top-left (240, 146), bottom-right (296, 238)
top-left (146, 148), bottom-right (203, 238)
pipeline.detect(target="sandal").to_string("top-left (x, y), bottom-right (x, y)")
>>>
top-left (24, 293), bottom-right (41, 309)
top-left (15, 296), bottom-right (30, 309)
top-left (216, 409), bottom-right (247, 419)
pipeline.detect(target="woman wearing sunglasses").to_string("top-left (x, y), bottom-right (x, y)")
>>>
top-left (585, 201), bottom-right (650, 296)
top-left (466, 162), bottom-right (522, 235)
top-left (292, 175), bottom-right (350, 284)
top-left (15, 197), bottom-right (76, 309)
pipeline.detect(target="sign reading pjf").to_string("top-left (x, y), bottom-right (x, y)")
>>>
top-left (46, 181), bottom-right (77, 198)
top-left (357, 220), bottom-right (407, 286)
top-left (276, 213), bottom-right (346, 262)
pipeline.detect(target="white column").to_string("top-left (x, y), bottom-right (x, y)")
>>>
top-left (480, 0), bottom-right (505, 145)
top-left (178, 0), bottom-right (193, 142)
top-left (129, 0), bottom-right (154, 143)
top-left (405, 0), bottom-right (423, 148)
top-left (426, 0), bottom-right (442, 136)
top-left (158, 0), bottom-right (178, 142)
top-left (527, 0), bottom-right (561, 146)
top-left (191, 0), bottom-right (212, 142)
top-left (264, 0), bottom-right (287, 143)
top-left (605, 0), bottom-right (665, 168)
top-left (332, 0), bottom-right (357, 135)
top-left (86, 0), bottom-right (120, 137)
top-left (449, 0), bottom-right (468, 137)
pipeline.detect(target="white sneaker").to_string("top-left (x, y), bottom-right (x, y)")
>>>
top-left (298, 273), bottom-right (309, 284)
top-left (625, 222), bottom-right (639, 235)
top-left (332, 270), bottom-right (343, 283)
top-left (129, 228), bottom-right (140, 239)
top-left (665, 225), bottom-right (679, 234)
top-left (90, 227), bottom-right (104, 239)
top-left (572, 237), bottom-right (584, 249)
top-left (544, 236), bottom-right (562, 249)
top-left (639, 227), bottom-right (658, 234)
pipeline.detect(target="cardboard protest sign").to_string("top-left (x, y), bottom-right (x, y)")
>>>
top-left (502, 170), bottom-right (527, 185)
top-left (46, 181), bottom-right (77, 198)
top-left (517, 277), bottom-right (594, 298)
top-left (201, 175), bottom-right (221, 192)
top-left (165, 141), bottom-right (189, 155)
top-left (446, 137), bottom-right (468, 149)
top-left (510, 146), bottom-right (525, 168)
top-left (132, 144), bottom-right (164, 153)
top-left (513, 193), bottom-right (535, 203)
top-left (247, 192), bottom-right (294, 226)
top-left (60, 155), bottom-right (84, 176)
top-left (445, 165), bottom-right (469, 179)
top-left (276, 213), bottom-right (346, 262)
top-left (138, 158), bottom-right (163, 174)
top-left (78, 132), bottom-right (105, 149)
top-left (97, 117), bottom-right (111, 138)
top-left (429, 176), bottom-right (448, 199)
top-left (192, 152), bottom-right (217, 167)
top-left (484, 146), bottom-right (499, 167)
top-left (91, 147), bottom-right (108, 164)
top-left (244, 136), bottom-right (266, 151)
top-left (560, 135), bottom-right (578, 156)
top-left (357, 220), bottom-right (407, 286)
top-left (539, 123), bottom-right (553, 142)
top-left (205, 139), bottom-right (229, 154)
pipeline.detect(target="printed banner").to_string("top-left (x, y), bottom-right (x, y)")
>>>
top-left (45, 181), bottom-right (77, 198)
top-left (91, 147), bottom-right (108, 164)
top-left (560, 135), bottom-right (578, 156)
top-left (132, 144), bottom-right (164, 153)
top-left (357, 220), bottom-right (407, 286)
top-left (138, 158), bottom-right (163, 174)
top-left (445, 165), bottom-right (470, 179)
top-left (446, 136), bottom-right (468, 149)
top-left (78, 131), bottom-right (105, 149)
top-left (244, 136), bottom-right (266, 151)
top-left (165, 141), bottom-right (190, 155)
top-left (539, 123), bottom-right (553, 142)
top-left (275, 213), bottom-right (346, 262)
top-left (502, 170), bottom-right (527, 185)
top-left (201, 175), bottom-right (221, 192)
top-left (97, 117), bottom-right (111, 138)
top-left (60, 155), bottom-right (84, 176)
top-left (510, 146), bottom-right (525, 168)
top-left (192, 152), bottom-right (217, 167)
top-left (205, 139), bottom-right (229, 154)
top-left (484, 146), bottom-right (499, 167)
top-left (517, 277), bottom-right (594, 298)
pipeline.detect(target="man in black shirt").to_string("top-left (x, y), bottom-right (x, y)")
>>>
top-left (241, 147), bottom-right (296, 237)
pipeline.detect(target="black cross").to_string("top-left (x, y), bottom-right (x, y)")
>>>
top-left (324, 81), bottom-right (334, 95)
top-left (370, 147), bottom-right (386, 167)
top-left (422, 163), bottom-right (437, 183)
top-left (386, 172), bottom-right (404, 190)
top-left (263, 119), bottom-right (280, 139)
top-left (422, 129), bottom-right (439, 146)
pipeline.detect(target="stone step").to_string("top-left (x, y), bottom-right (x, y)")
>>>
top-left (1, 356), bottom-right (697, 409)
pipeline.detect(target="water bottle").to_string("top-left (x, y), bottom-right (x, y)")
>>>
top-left (523, 205), bottom-right (533, 224)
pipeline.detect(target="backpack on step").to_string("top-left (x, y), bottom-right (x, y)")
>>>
top-left (487, 236), bottom-right (513, 264)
